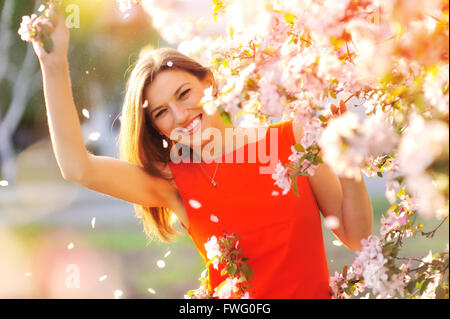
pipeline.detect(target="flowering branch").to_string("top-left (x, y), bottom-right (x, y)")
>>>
top-left (186, 232), bottom-right (254, 299)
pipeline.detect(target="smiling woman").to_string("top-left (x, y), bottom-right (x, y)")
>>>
top-left (31, 6), bottom-right (367, 299)
top-left (118, 48), bottom-right (242, 240)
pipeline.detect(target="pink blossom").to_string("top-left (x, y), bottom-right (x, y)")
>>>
top-left (213, 277), bottom-right (239, 299)
top-left (271, 161), bottom-right (291, 195)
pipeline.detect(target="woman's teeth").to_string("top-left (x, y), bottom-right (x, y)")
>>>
top-left (182, 116), bottom-right (201, 134)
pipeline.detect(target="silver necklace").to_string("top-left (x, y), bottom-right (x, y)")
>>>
top-left (198, 162), bottom-right (219, 186)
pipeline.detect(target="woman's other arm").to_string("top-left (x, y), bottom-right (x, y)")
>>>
top-left (292, 115), bottom-right (373, 251)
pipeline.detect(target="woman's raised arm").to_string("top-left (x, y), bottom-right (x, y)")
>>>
top-left (33, 6), bottom-right (177, 209)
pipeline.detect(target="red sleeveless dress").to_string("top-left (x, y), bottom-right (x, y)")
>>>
top-left (168, 120), bottom-right (331, 299)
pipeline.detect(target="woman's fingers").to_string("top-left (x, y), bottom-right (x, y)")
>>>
top-left (32, 40), bottom-right (46, 58)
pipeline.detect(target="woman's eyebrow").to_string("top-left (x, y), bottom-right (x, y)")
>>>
top-left (150, 82), bottom-right (190, 116)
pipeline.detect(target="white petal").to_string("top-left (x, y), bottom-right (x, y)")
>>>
top-left (91, 217), bottom-right (96, 229)
top-left (167, 61), bottom-right (173, 67)
top-left (114, 289), bottom-right (123, 299)
top-left (162, 139), bottom-right (169, 148)
top-left (148, 288), bottom-right (156, 294)
top-left (99, 275), bottom-right (107, 281)
top-left (324, 216), bottom-right (340, 229)
top-left (25, 272), bottom-right (32, 277)
top-left (210, 214), bottom-right (219, 223)
top-left (82, 109), bottom-right (90, 118)
top-left (67, 242), bottom-right (74, 250)
top-left (142, 100), bottom-right (149, 108)
top-left (164, 250), bottom-right (171, 258)
top-left (156, 260), bottom-right (166, 268)
top-left (88, 132), bottom-right (101, 141)
top-left (0, 180), bottom-right (8, 187)
top-left (188, 199), bottom-right (202, 209)
top-left (271, 190), bottom-right (279, 196)
top-left (332, 240), bottom-right (343, 247)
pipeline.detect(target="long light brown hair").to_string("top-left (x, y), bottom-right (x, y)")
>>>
top-left (118, 48), bottom-right (212, 243)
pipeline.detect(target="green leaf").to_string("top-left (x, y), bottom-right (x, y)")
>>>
top-left (318, 115), bottom-right (328, 122)
top-left (240, 262), bottom-right (254, 280)
top-left (305, 153), bottom-right (315, 162)
top-left (407, 279), bottom-right (416, 293)
top-left (42, 36), bottom-right (53, 54)
top-left (295, 143), bottom-right (305, 153)
top-left (342, 265), bottom-right (349, 278)
top-left (227, 263), bottom-right (237, 277)
top-left (218, 106), bottom-right (233, 126)
top-left (420, 279), bottom-right (432, 295)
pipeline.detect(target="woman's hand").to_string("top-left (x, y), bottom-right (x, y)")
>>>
top-left (32, 4), bottom-right (70, 67)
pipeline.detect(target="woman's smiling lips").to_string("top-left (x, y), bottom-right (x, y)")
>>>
top-left (177, 114), bottom-right (202, 135)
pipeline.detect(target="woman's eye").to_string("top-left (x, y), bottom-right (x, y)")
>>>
top-left (155, 109), bottom-right (167, 118)
top-left (179, 89), bottom-right (191, 99)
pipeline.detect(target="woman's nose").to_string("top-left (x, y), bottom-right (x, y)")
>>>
top-left (171, 103), bottom-right (190, 125)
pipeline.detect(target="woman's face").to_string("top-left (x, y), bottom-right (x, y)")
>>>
top-left (144, 68), bottom-right (220, 148)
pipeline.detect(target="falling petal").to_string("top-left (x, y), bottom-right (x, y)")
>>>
top-left (114, 289), bottom-right (123, 299)
top-left (148, 288), bottom-right (156, 294)
top-left (188, 199), bottom-right (202, 209)
top-left (142, 100), bottom-right (149, 108)
top-left (85, 70), bottom-right (89, 75)
top-left (124, 13), bottom-right (130, 19)
top-left (91, 217), bottom-right (96, 229)
top-left (25, 272), bottom-right (32, 276)
top-left (324, 216), bottom-right (340, 229)
top-left (156, 260), bottom-right (166, 268)
top-left (99, 275), bottom-right (107, 281)
top-left (82, 109), bottom-right (90, 119)
top-left (67, 242), bottom-right (74, 250)
top-left (167, 61), bottom-right (173, 67)
top-left (210, 214), bottom-right (219, 223)
top-left (332, 240), bottom-right (343, 247)
top-left (271, 190), bottom-right (279, 196)
top-left (164, 251), bottom-right (171, 258)
top-left (38, 4), bottom-right (45, 12)
top-left (88, 132), bottom-right (101, 141)
top-left (162, 139), bottom-right (169, 148)
top-left (0, 180), bottom-right (8, 187)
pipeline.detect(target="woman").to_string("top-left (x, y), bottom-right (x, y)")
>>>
top-left (32, 8), bottom-right (373, 298)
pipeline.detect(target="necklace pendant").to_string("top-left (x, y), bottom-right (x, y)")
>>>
top-left (211, 180), bottom-right (217, 187)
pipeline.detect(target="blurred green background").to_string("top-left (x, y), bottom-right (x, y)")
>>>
top-left (0, 0), bottom-right (448, 298)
